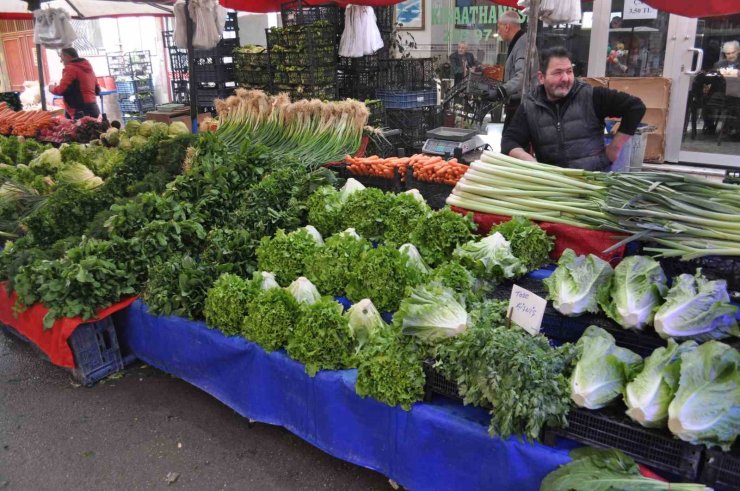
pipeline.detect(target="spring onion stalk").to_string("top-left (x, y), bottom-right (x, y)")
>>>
top-left (211, 89), bottom-right (368, 168)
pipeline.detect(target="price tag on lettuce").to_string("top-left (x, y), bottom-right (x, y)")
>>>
top-left (507, 285), bottom-right (547, 336)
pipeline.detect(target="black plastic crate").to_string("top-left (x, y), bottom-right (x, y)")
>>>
top-left (233, 49), bottom-right (269, 68)
top-left (196, 87), bottom-right (234, 107)
top-left (330, 163), bottom-right (404, 192)
top-left (405, 167), bottom-right (456, 210)
top-left (385, 105), bottom-right (443, 151)
top-left (544, 405), bottom-right (705, 480)
top-left (375, 6), bottom-right (394, 32)
top-left (193, 63), bottom-right (235, 83)
top-left (281, 1), bottom-right (341, 26)
top-left (171, 80), bottom-right (190, 104)
top-left (337, 69), bottom-right (379, 100)
top-left (224, 11), bottom-right (238, 31)
top-left (271, 48), bottom-right (337, 67)
top-left (422, 359), bottom-right (462, 402)
top-left (659, 256), bottom-right (740, 301)
top-left (274, 84), bottom-right (338, 101)
top-left (724, 170), bottom-right (740, 185)
top-left (379, 58), bottom-right (435, 90)
top-left (266, 26), bottom-right (338, 52)
top-left (365, 99), bottom-right (384, 126)
top-left (702, 447), bottom-right (740, 491)
top-left (274, 66), bottom-right (336, 85)
top-left (339, 54), bottom-right (382, 73)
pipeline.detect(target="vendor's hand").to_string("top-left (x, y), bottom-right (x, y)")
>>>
top-left (606, 142), bottom-right (621, 162)
top-left (48, 83), bottom-right (56, 91)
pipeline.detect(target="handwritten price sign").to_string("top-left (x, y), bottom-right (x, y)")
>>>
top-left (623, 0), bottom-right (658, 20)
top-left (507, 285), bottom-right (547, 336)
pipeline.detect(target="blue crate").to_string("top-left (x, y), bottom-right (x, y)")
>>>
top-left (119, 98), bottom-right (155, 114)
top-left (376, 89), bottom-right (437, 109)
top-left (115, 79), bottom-right (153, 95)
top-left (1, 316), bottom-right (130, 386)
top-left (69, 316), bottom-right (126, 386)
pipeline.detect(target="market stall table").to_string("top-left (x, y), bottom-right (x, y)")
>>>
top-left (118, 300), bottom-right (576, 491)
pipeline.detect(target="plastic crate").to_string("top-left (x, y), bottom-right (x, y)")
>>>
top-left (193, 63), bottom-right (235, 83)
top-left (337, 70), bottom-right (380, 101)
top-left (119, 97), bottom-right (155, 114)
top-left (281, 1), bottom-right (341, 26)
top-left (385, 105), bottom-right (443, 151)
top-left (273, 66), bottom-right (336, 86)
top-left (331, 163), bottom-right (404, 192)
top-left (365, 99), bottom-right (384, 127)
top-left (115, 78), bottom-right (153, 95)
top-left (375, 6), bottom-right (394, 32)
top-left (339, 54), bottom-right (382, 73)
top-left (724, 170), bottom-right (740, 185)
top-left (224, 11), bottom-right (238, 31)
top-left (659, 256), bottom-right (740, 300)
top-left (1, 317), bottom-right (129, 386)
top-left (69, 317), bottom-right (127, 386)
top-left (702, 447), bottom-right (740, 491)
top-left (422, 359), bottom-right (462, 402)
top-left (196, 87), bottom-right (234, 107)
top-left (379, 58), bottom-right (435, 90)
top-left (266, 26), bottom-right (338, 52)
top-left (376, 89), bottom-right (437, 109)
top-left (404, 166), bottom-right (455, 210)
top-left (544, 405), bottom-right (704, 480)
top-left (171, 80), bottom-right (190, 104)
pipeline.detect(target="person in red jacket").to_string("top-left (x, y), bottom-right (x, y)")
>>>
top-left (49, 48), bottom-right (101, 120)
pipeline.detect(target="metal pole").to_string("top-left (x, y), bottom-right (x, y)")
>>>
top-left (522, 0), bottom-right (540, 96)
top-left (185, 0), bottom-right (198, 133)
top-left (26, 0), bottom-right (47, 110)
top-left (36, 44), bottom-right (47, 111)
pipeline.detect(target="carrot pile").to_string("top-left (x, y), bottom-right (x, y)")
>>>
top-left (344, 153), bottom-right (470, 186)
top-left (410, 154), bottom-right (468, 186)
top-left (0, 103), bottom-right (53, 137)
top-left (344, 155), bottom-right (412, 181)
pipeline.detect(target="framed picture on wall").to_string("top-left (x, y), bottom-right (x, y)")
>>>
top-left (395, 0), bottom-right (425, 30)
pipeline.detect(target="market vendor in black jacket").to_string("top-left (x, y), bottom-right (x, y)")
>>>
top-left (501, 46), bottom-right (646, 171)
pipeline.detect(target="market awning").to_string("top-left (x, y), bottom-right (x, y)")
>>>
top-left (641, 0), bottom-right (740, 18)
top-left (220, 0), bottom-right (403, 14)
top-left (0, 0), bottom-right (174, 20)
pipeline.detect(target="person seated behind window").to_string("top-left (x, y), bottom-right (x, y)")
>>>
top-left (449, 42), bottom-right (477, 86)
top-left (716, 40), bottom-right (739, 71)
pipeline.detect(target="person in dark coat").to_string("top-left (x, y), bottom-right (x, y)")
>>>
top-left (449, 42), bottom-right (477, 86)
top-left (501, 46), bottom-right (646, 171)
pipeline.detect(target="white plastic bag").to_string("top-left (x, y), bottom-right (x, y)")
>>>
top-left (517, 0), bottom-right (581, 26)
top-left (174, 0), bottom-right (226, 50)
top-left (33, 8), bottom-right (77, 49)
top-left (340, 5), bottom-right (385, 58)
top-left (173, 1), bottom-right (188, 49)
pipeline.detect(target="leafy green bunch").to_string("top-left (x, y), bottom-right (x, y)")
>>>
top-left (410, 207), bottom-right (476, 266)
top-left (143, 254), bottom-right (216, 320)
top-left (256, 228), bottom-right (322, 286)
top-left (490, 216), bottom-right (554, 271)
top-left (243, 286), bottom-right (299, 352)
top-left (204, 273), bottom-right (259, 336)
top-left (304, 231), bottom-right (371, 296)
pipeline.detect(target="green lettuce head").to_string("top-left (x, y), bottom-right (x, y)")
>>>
top-left (544, 249), bottom-right (613, 317)
top-left (654, 272), bottom-right (739, 341)
top-left (667, 340), bottom-right (740, 450)
top-left (599, 256), bottom-right (668, 330)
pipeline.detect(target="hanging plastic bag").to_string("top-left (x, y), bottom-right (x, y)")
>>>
top-left (340, 5), bottom-right (385, 58)
top-left (173, 1), bottom-right (188, 49)
top-left (517, 0), bottom-right (581, 26)
top-left (33, 8), bottom-right (77, 49)
top-left (190, 0), bottom-right (226, 50)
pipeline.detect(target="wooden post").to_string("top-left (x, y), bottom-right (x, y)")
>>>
top-left (522, 0), bottom-right (540, 96)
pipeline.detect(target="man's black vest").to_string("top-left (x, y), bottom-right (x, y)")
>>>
top-left (521, 81), bottom-right (609, 171)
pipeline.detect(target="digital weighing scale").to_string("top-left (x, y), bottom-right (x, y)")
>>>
top-left (421, 127), bottom-right (488, 160)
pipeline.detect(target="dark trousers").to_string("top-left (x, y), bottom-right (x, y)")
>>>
top-left (65, 102), bottom-right (100, 120)
top-left (503, 101), bottom-right (520, 131)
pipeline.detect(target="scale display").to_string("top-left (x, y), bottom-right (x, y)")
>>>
top-left (421, 127), bottom-right (487, 157)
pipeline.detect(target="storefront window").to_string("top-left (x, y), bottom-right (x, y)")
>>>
top-left (537, 2), bottom-right (594, 77)
top-left (606, 0), bottom-right (669, 77)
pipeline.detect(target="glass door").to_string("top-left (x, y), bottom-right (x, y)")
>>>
top-left (665, 13), bottom-right (740, 167)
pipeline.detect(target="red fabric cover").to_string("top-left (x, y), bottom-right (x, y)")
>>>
top-left (450, 206), bottom-right (628, 266)
top-left (642, 0), bottom-right (740, 17)
top-left (638, 465), bottom-right (668, 482)
top-left (0, 283), bottom-right (137, 369)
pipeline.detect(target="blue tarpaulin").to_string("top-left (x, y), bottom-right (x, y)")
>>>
top-left (118, 300), bottom-right (574, 491)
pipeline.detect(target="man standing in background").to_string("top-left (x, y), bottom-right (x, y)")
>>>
top-left (450, 42), bottom-right (477, 86)
top-left (487, 10), bottom-right (533, 129)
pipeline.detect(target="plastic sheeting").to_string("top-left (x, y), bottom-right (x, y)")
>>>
top-left (119, 300), bottom-right (575, 491)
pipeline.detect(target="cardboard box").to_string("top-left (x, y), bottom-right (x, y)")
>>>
top-left (581, 77), bottom-right (609, 88)
top-left (608, 77), bottom-right (671, 109)
top-left (645, 133), bottom-right (664, 162)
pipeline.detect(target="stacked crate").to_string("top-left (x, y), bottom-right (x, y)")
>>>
top-left (107, 50), bottom-right (155, 122)
top-left (266, 4), bottom-right (340, 101)
top-left (163, 12), bottom-right (240, 113)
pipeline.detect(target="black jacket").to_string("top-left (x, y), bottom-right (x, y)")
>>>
top-left (501, 81), bottom-right (646, 170)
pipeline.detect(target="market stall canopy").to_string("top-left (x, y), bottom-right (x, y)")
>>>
top-left (641, 0), bottom-right (740, 17)
top-left (219, 0), bottom-right (403, 14)
top-left (0, 0), bottom-right (175, 20)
